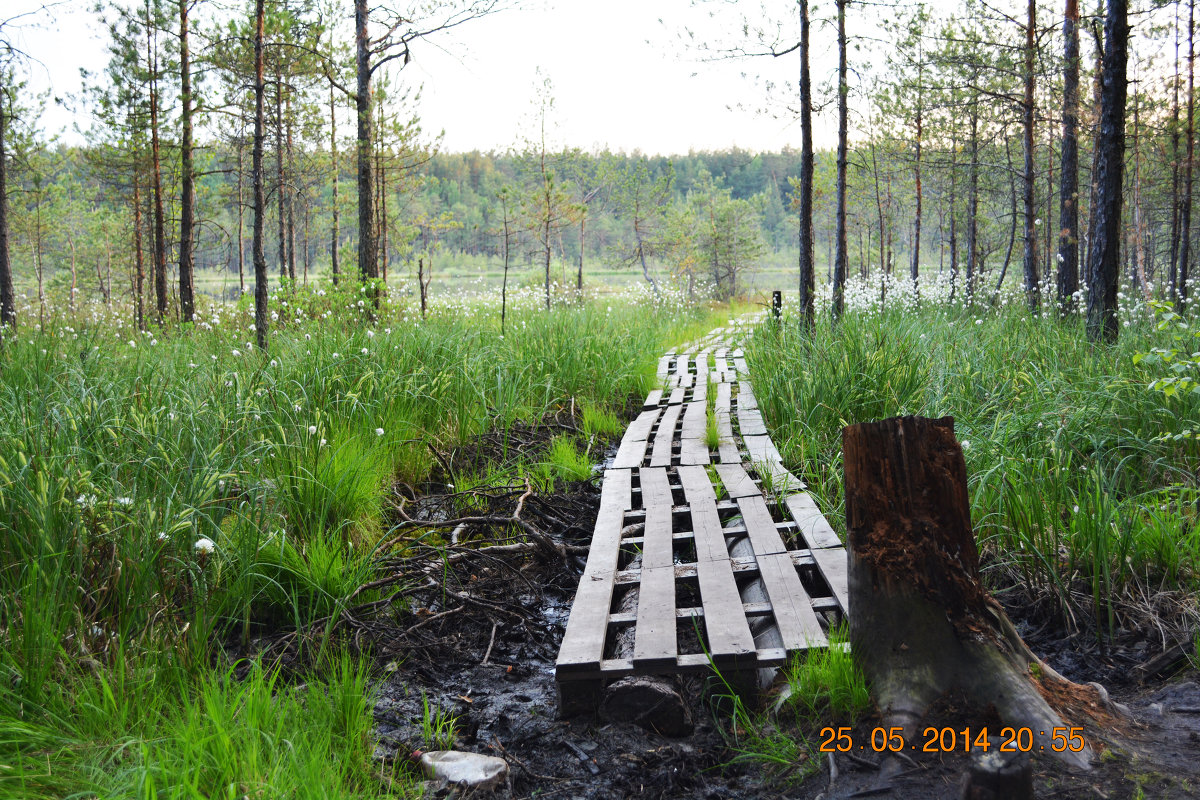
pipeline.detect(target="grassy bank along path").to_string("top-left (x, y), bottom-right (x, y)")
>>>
top-left (556, 314), bottom-right (849, 709)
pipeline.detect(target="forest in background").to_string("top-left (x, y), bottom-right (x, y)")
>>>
top-left (0, 0), bottom-right (1181, 334)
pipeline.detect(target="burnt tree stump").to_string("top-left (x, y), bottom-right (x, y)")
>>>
top-left (844, 415), bottom-right (1097, 770)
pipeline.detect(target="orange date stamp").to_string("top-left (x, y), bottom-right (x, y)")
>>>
top-left (818, 726), bottom-right (1088, 754)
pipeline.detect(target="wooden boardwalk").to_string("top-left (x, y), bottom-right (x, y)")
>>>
top-left (556, 316), bottom-right (849, 710)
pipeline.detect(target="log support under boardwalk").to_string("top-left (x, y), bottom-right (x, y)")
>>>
top-left (843, 415), bottom-right (1110, 771)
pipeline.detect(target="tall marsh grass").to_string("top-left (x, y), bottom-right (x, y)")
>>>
top-left (0, 296), bottom-right (715, 796)
top-left (748, 304), bottom-right (1200, 631)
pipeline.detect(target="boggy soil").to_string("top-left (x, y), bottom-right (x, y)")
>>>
top-left (361, 415), bottom-right (1200, 799)
top-left (370, 482), bottom-right (771, 800)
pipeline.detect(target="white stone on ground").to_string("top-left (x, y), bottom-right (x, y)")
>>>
top-left (419, 750), bottom-right (509, 791)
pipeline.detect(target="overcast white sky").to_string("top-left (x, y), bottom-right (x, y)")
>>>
top-left (8, 0), bottom-right (851, 155)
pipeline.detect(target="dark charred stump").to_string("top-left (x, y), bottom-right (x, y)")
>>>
top-left (843, 416), bottom-right (1096, 770)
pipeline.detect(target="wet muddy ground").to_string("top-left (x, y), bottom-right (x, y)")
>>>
top-left (363, 465), bottom-right (1200, 799)
top-left (285, 409), bottom-right (1200, 799)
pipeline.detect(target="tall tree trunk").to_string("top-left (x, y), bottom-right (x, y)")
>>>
top-left (996, 133), bottom-right (1019, 300)
top-left (377, 121), bottom-right (388, 285)
top-left (1086, 0), bottom-right (1128, 342)
top-left (0, 87), bottom-right (14, 330)
top-left (832, 0), bottom-right (849, 320)
top-left (253, 0), bottom-right (269, 350)
top-left (501, 195), bottom-right (511, 335)
top-left (34, 192), bottom-right (44, 325)
top-left (871, 136), bottom-right (886, 279)
top-left (178, 0), bottom-right (196, 323)
top-left (1045, 125), bottom-right (1054, 283)
top-left (1022, 0), bottom-right (1041, 313)
top-left (577, 208), bottom-right (585, 294)
top-left (949, 129), bottom-right (959, 301)
top-left (355, 0), bottom-right (378, 283)
top-left (286, 96), bottom-right (297, 281)
top-left (147, 8), bottom-right (168, 325)
top-left (967, 95), bottom-right (980, 302)
top-left (276, 63), bottom-right (287, 281)
top-left (635, 226), bottom-right (659, 297)
top-left (911, 69), bottom-right (923, 297)
top-left (1180, 0), bottom-right (1196, 312)
top-left (1058, 0), bottom-right (1081, 313)
top-left (798, 0), bottom-right (815, 329)
top-left (133, 150), bottom-right (146, 331)
top-left (1170, 2), bottom-right (1182, 306)
top-left (1132, 76), bottom-right (1147, 297)
top-left (329, 80), bottom-right (340, 287)
top-left (237, 132), bottom-right (245, 295)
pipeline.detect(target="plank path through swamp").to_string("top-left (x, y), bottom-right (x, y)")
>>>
top-left (555, 314), bottom-right (850, 711)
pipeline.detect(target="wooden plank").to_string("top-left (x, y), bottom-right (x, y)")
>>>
top-left (623, 408), bottom-right (662, 442)
top-left (716, 463), bottom-right (760, 499)
top-left (556, 469), bottom-right (633, 674)
top-left (614, 553), bottom-right (818, 585)
top-left (623, 497), bottom-right (739, 522)
top-left (717, 418), bottom-right (739, 464)
top-left (657, 354), bottom-right (673, 382)
top-left (638, 467), bottom-right (674, 570)
top-left (678, 402), bottom-right (711, 466)
top-left (608, 597), bottom-right (837, 627)
top-left (676, 465), bottom-right (756, 665)
top-left (769, 469), bottom-right (806, 493)
top-left (643, 389), bottom-right (663, 409)
top-left (810, 546), bottom-right (850, 614)
top-left (737, 382), bottom-right (758, 410)
top-left (666, 387), bottom-right (686, 405)
top-left (695, 560), bottom-right (757, 665)
top-left (633, 566), bottom-right (677, 669)
top-left (755, 552), bottom-right (828, 650)
top-left (672, 354), bottom-right (691, 386)
top-left (632, 467), bottom-right (676, 670)
top-left (736, 494), bottom-right (788, 556)
top-left (611, 436), bottom-right (650, 469)
top-left (691, 379), bottom-right (707, 404)
top-left (676, 465), bottom-right (726, 562)
top-left (783, 493), bottom-right (843, 549)
top-left (715, 381), bottom-right (732, 413)
top-left (649, 403), bottom-right (683, 467)
top-left (734, 356), bottom-right (749, 375)
top-left (737, 406), bottom-right (769, 437)
top-left (743, 435), bottom-right (783, 470)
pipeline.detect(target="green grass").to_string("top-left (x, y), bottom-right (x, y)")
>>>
top-left (420, 692), bottom-right (459, 752)
top-left (0, 652), bottom-right (391, 800)
top-left (0, 287), bottom-right (723, 797)
top-left (581, 403), bottom-right (623, 439)
top-left (714, 628), bottom-right (867, 785)
top-left (705, 378), bottom-right (721, 450)
top-left (747, 303), bottom-right (1200, 632)
top-left (536, 435), bottom-right (596, 489)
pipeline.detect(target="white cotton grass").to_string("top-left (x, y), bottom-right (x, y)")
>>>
top-left (194, 537), bottom-right (215, 554)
